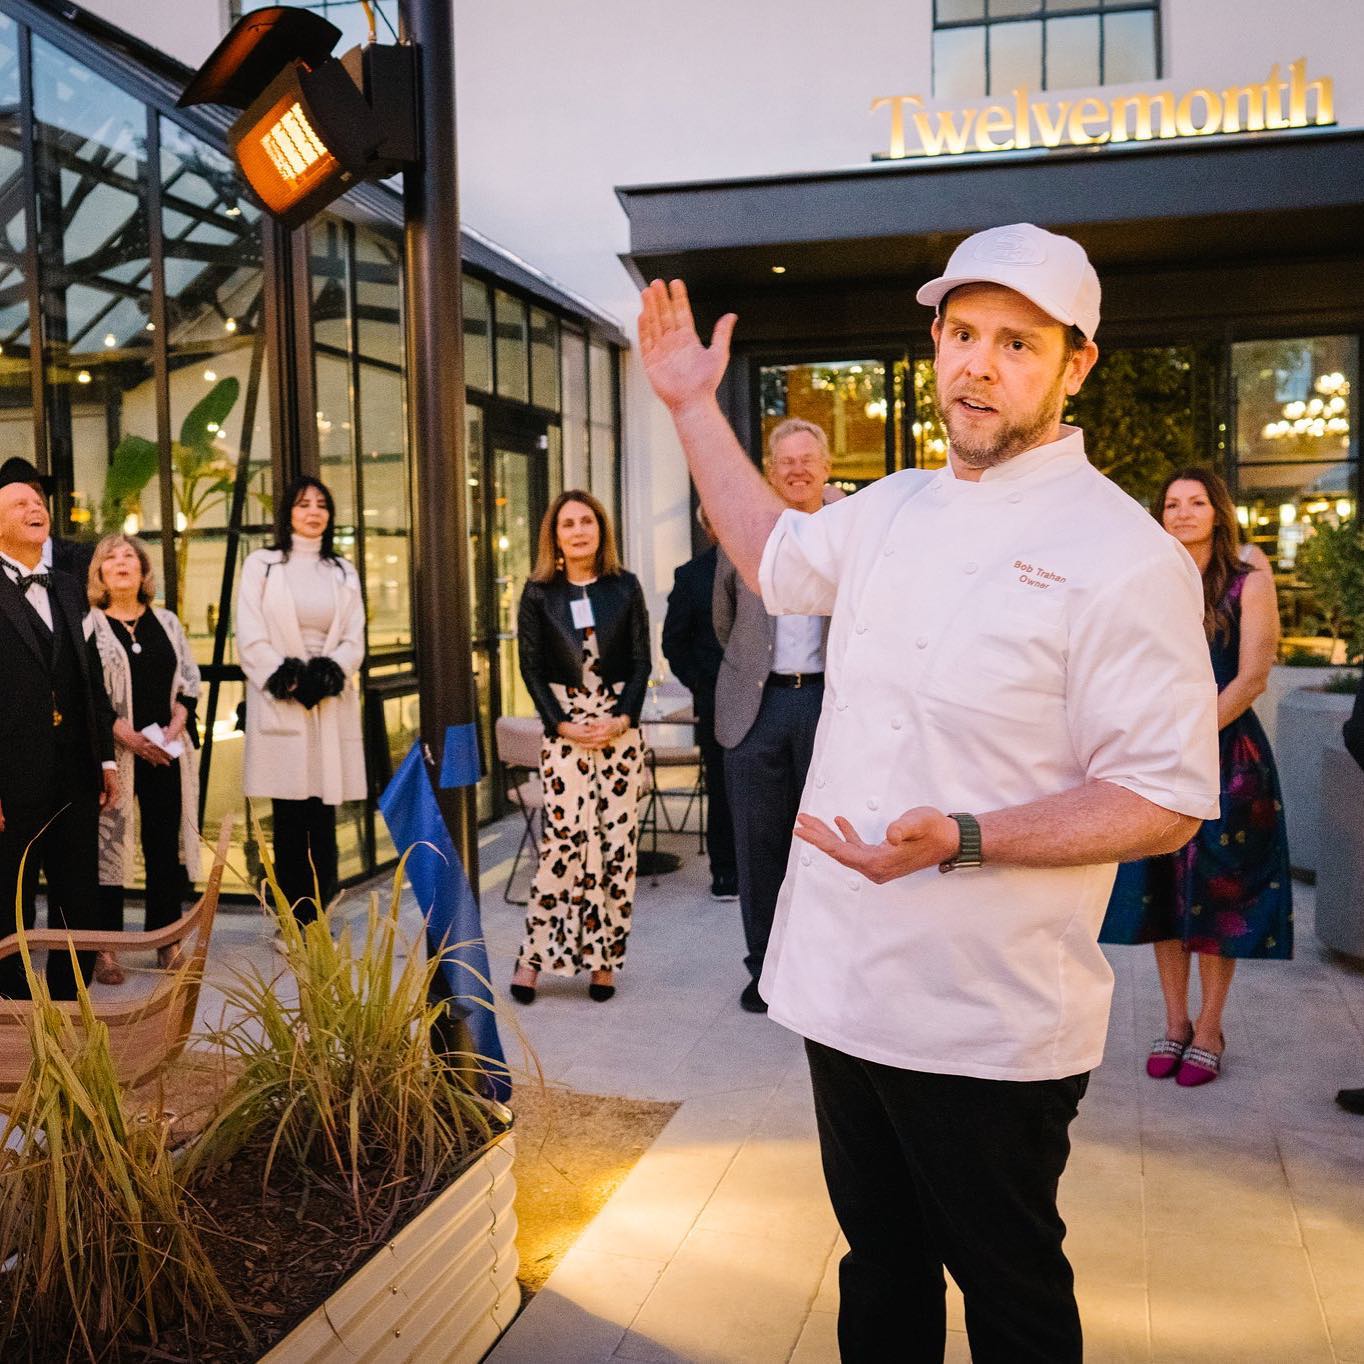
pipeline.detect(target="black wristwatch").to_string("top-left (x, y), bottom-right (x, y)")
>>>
top-left (939, 812), bottom-right (983, 873)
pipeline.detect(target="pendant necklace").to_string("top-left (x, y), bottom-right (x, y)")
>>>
top-left (114, 611), bottom-right (144, 654)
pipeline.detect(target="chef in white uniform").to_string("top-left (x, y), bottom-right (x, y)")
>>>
top-left (637, 223), bottom-right (1220, 1364)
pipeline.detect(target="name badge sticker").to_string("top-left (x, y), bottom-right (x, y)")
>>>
top-left (571, 596), bottom-right (595, 630)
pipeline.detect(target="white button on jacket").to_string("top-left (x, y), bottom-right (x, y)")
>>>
top-left (756, 427), bottom-right (1220, 1083)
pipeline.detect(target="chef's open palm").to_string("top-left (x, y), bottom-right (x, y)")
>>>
top-left (638, 279), bottom-right (737, 411)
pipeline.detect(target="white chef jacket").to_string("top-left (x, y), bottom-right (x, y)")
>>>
top-left (756, 427), bottom-right (1220, 1081)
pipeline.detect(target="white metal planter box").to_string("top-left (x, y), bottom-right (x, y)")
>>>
top-left (260, 1135), bottom-right (519, 1364)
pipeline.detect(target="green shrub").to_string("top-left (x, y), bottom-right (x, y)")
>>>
top-left (1295, 518), bottom-right (1364, 663)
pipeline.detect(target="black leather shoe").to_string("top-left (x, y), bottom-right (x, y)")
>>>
top-left (710, 875), bottom-right (739, 902)
top-left (740, 979), bottom-right (767, 1013)
top-left (509, 982), bottom-right (536, 1005)
top-left (1337, 1086), bottom-right (1364, 1115)
top-left (588, 981), bottom-right (616, 1002)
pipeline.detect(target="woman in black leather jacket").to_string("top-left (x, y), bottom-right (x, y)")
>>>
top-left (510, 489), bottom-right (651, 1004)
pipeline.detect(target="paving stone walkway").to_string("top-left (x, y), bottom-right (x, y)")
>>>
top-left (475, 816), bottom-right (1364, 1364)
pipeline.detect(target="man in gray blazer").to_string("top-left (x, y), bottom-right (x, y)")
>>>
top-left (714, 418), bottom-right (833, 1011)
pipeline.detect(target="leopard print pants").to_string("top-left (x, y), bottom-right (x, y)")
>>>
top-left (517, 645), bottom-right (645, 975)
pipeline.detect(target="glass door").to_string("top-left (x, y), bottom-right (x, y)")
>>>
top-left (492, 438), bottom-right (543, 724)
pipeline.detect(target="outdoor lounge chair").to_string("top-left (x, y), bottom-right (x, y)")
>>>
top-left (0, 819), bottom-right (233, 1098)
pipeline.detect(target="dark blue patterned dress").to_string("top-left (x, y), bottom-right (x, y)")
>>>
top-left (1099, 570), bottom-right (1293, 958)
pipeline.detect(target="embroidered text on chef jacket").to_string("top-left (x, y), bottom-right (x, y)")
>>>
top-left (756, 426), bottom-right (1222, 1081)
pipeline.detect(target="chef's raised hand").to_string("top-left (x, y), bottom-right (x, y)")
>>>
top-left (793, 807), bottom-right (962, 885)
top-left (637, 279), bottom-right (737, 414)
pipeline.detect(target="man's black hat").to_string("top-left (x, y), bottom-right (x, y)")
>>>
top-left (0, 457), bottom-right (54, 494)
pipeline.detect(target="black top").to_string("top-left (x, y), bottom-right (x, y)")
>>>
top-left (661, 545), bottom-right (723, 720)
top-left (517, 570), bottom-right (652, 737)
top-left (107, 609), bottom-right (175, 730)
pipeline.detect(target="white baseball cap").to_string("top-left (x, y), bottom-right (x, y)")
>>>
top-left (916, 223), bottom-right (1101, 340)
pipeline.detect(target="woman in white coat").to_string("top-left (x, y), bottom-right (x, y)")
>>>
top-left (236, 476), bottom-right (366, 926)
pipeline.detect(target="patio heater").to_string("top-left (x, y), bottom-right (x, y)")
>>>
top-left (179, 5), bottom-right (485, 1060)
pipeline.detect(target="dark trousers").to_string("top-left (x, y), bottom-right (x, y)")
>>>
top-left (695, 713), bottom-right (735, 881)
top-left (805, 1039), bottom-right (1087, 1364)
top-left (0, 746), bottom-right (99, 1000)
top-left (271, 797), bottom-right (338, 925)
top-left (723, 681), bottom-right (821, 980)
top-left (99, 757), bottom-right (186, 935)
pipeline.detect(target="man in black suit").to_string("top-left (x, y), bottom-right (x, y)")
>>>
top-left (0, 456), bottom-right (96, 585)
top-left (0, 473), bottom-right (118, 999)
top-left (662, 506), bottom-right (738, 901)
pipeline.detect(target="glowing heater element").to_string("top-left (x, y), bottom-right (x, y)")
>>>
top-left (261, 100), bottom-right (331, 185)
top-left (235, 87), bottom-right (343, 222)
top-left (180, 8), bottom-right (415, 231)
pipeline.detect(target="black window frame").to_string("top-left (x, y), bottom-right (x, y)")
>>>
top-left (932, 0), bottom-right (1162, 96)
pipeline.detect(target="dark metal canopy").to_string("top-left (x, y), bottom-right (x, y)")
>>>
top-left (617, 126), bottom-right (1364, 302)
top-left (177, 5), bottom-right (341, 111)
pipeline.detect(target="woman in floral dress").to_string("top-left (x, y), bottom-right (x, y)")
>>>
top-left (510, 490), bottom-right (651, 1003)
top-left (1100, 468), bottom-right (1292, 1086)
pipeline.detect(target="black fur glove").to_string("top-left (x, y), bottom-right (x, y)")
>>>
top-left (305, 655), bottom-right (347, 700)
top-left (265, 657), bottom-right (306, 701)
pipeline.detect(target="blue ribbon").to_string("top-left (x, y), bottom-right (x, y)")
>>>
top-left (379, 740), bottom-right (508, 1100)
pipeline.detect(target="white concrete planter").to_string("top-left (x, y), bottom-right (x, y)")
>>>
top-left (1255, 665), bottom-right (1344, 749)
top-left (1315, 747), bottom-right (1364, 959)
top-left (1275, 686), bottom-right (1355, 878)
top-left (260, 1132), bottom-right (519, 1364)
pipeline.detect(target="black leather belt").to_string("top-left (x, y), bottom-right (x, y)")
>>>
top-left (767, 671), bottom-right (823, 689)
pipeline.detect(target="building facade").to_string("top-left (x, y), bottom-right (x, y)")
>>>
top-left (16, 0), bottom-right (1364, 884)
top-left (0, 0), bottom-right (625, 891)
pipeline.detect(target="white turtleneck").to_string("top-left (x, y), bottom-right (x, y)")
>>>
top-left (283, 534), bottom-right (338, 654)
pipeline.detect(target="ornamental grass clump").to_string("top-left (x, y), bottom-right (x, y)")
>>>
top-left (187, 845), bottom-right (497, 1234)
top-left (0, 876), bottom-right (245, 1361)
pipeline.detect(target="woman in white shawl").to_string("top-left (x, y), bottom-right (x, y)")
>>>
top-left (235, 475), bottom-right (366, 933)
top-left (88, 535), bottom-right (201, 985)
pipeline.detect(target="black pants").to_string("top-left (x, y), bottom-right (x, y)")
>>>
top-left (271, 797), bottom-right (338, 924)
top-left (805, 1038), bottom-right (1088, 1364)
top-left (723, 681), bottom-right (821, 980)
top-left (99, 757), bottom-right (185, 934)
top-left (695, 713), bottom-right (735, 882)
top-left (0, 745), bottom-right (99, 1000)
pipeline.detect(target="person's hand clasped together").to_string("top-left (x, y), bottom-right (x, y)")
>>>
top-left (90, 534), bottom-right (203, 984)
top-left (235, 476), bottom-right (368, 942)
top-left (638, 226), bottom-right (1223, 1364)
top-left (509, 490), bottom-right (651, 1006)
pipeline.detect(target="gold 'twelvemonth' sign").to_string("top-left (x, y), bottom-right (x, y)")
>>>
top-left (872, 59), bottom-right (1334, 159)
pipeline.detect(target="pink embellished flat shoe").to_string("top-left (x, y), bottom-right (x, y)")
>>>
top-left (1146, 1026), bottom-right (1192, 1079)
top-left (1176, 1035), bottom-right (1224, 1087)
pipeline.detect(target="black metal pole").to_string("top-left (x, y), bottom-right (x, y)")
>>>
top-left (400, 0), bottom-right (478, 887)
top-left (400, 0), bottom-right (481, 1066)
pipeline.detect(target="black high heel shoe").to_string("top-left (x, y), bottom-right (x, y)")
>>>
top-left (588, 973), bottom-right (615, 1002)
top-left (509, 969), bottom-right (537, 1004)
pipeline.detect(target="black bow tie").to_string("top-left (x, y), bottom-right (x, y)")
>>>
top-left (6, 567), bottom-right (49, 593)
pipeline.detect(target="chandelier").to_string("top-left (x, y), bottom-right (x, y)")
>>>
top-left (1261, 371), bottom-right (1351, 442)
